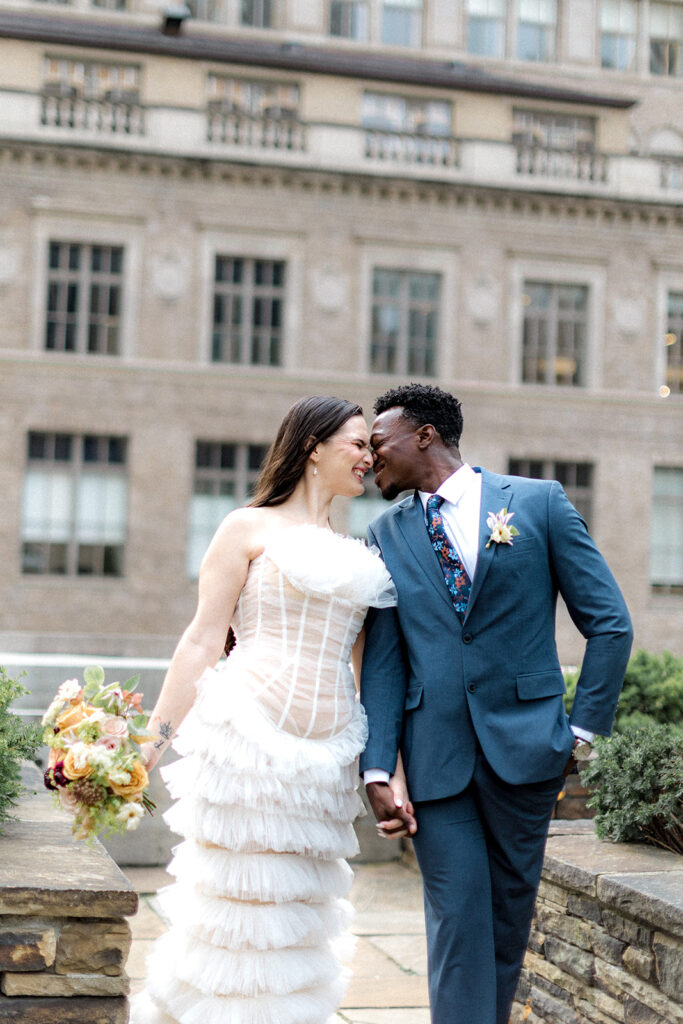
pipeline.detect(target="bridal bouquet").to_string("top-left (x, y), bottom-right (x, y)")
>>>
top-left (42, 665), bottom-right (156, 841)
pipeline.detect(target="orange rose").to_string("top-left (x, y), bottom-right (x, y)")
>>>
top-left (62, 746), bottom-right (96, 781)
top-left (55, 702), bottom-right (99, 733)
top-left (109, 761), bottom-right (148, 799)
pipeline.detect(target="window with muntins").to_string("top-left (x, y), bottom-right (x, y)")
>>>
top-left (241, 0), bottom-right (276, 28)
top-left (212, 257), bottom-right (285, 366)
top-left (508, 459), bottom-right (594, 528)
top-left (651, 467), bottom-right (683, 590)
top-left (650, 1), bottom-right (683, 76)
top-left (521, 281), bottom-right (588, 386)
top-left (467, 0), bottom-right (506, 57)
top-left (600, 0), bottom-right (638, 71)
top-left (381, 0), bottom-right (423, 47)
top-left (517, 0), bottom-right (557, 62)
top-left (187, 442), bottom-right (267, 576)
top-left (45, 242), bottom-right (123, 355)
top-left (665, 291), bottom-right (683, 394)
top-left (371, 268), bottom-right (440, 376)
top-left (330, 0), bottom-right (369, 39)
top-left (21, 432), bottom-right (128, 577)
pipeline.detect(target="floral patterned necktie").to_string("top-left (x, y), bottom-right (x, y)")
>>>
top-left (425, 494), bottom-right (471, 623)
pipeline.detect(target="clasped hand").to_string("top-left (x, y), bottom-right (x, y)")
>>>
top-left (366, 770), bottom-right (417, 840)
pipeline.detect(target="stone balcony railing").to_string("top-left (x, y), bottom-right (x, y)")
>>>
top-left (2, 89), bottom-right (682, 202)
top-left (0, 764), bottom-right (137, 1023)
top-left (40, 94), bottom-right (146, 136)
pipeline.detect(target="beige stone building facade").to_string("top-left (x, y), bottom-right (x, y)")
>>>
top-left (0, 0), bottom-right (682, 688)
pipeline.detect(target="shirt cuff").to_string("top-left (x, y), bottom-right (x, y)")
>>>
top-left (363, 769), bottom-right (391, 785)
top-left (571, 725), bottom-right (595, 743)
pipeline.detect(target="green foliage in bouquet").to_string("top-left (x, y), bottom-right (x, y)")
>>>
top-left (580, 724), bottom-right (683, 854)
top-left (0, 667), bottom-right (42, 830)
top-left (563, 649), bottom-right (683, 732)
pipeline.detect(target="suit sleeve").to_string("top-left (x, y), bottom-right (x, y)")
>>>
top-left (547, 482), bottom-right (633, 736)
top-left (358, 523), bottom-right (410, 776)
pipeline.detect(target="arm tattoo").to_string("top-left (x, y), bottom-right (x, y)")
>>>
top-left (153, 720), bottom-right (174, 750)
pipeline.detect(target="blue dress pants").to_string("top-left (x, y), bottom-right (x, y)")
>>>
top-left (411, 748), bottom-right (563, 1024)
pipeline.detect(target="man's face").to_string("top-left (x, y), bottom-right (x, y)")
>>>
top-left (370, 407), bottom-right (422, 500)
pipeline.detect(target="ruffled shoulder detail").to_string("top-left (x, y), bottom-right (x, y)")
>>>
top-left (263, 525), bottom-right (396, 609)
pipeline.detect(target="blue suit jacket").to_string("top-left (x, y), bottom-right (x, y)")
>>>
top-left (359, 469), bottom-right (633, 800)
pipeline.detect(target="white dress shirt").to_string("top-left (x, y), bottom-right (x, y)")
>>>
top-left (364, 465), bottom-right (592, 786)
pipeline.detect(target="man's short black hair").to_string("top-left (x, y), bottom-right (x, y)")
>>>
top-left (374, 383), bottom-right (463, 448)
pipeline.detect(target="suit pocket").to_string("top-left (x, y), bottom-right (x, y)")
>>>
top-left (516, 670), bottom-right (566, 700)
top-left (404, 684), bottom-right (424, 711)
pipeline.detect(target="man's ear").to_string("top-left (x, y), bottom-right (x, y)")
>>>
top-left (416, 424), bottom-right (436, 449)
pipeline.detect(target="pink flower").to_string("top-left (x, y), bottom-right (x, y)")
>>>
top-left (102, 715), bottom-right (128, 739)
top-left (58, 786), bottom-right (80, 813)
top-left (97, 735), bottom-right (122, 752)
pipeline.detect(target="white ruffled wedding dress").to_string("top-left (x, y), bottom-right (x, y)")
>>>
top-left (130, 525), bottom-right (395, 1024)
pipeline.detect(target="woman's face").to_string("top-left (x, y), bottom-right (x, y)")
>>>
top-left (317, 414), bottom-right (372, 498)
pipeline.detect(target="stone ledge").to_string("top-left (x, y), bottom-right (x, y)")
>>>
top-left (0, 995), bottom-right (128, 1023)
top-left (597, 872), bottom-right (683, 935)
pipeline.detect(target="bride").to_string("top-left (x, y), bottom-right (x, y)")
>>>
top-left (131, 395), bottom-right (411, 1024)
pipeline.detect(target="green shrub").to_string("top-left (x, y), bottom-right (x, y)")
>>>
top-left (563, 649), bottom-right (683, 732)
top-left (580, 724), bottom-right (683, 854)
top-left (0, 668), bottom-right (43, 830)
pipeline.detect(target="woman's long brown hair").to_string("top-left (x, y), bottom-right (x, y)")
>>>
top-left (224, 395), bottom-right (363, 654)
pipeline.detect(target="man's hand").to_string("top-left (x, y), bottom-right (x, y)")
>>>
top-left (366, 781), bottom-right (417, 839)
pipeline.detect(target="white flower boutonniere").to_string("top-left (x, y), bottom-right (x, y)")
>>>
top-left (485, 508), bottom-right (519, 549)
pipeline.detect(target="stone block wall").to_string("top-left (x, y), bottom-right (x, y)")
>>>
top-left (511, 820), bottom-right (683, 1024)
top-left (0, 766), bottom-right (137, 1022)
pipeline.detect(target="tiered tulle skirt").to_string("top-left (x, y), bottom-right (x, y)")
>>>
top-left (131, 666), bottom-right (367, 1024)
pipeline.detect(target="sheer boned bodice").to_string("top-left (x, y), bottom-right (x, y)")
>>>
top-left (228, 527), bottom-right (395, 741)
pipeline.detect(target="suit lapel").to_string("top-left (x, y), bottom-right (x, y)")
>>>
top-left (464, 470), bottom-right (512, 622)
top-left (395, 493), bottom-right (455, 615)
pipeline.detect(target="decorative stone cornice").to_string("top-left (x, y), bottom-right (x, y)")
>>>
top-left (1, 138), bottom-right (682, 230)
top-left (0, 9), bottom-right (637, 110)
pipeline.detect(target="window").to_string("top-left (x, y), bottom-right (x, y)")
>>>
top-left (187, 442), bottom-right (267, 576)
top-left (91, 0), bottom-right (127, 8)
top-left (651, 467), bottom-right (683, 590)
top-left (21, 432), bottom-right (127, 576)
top-left (517, 0), bottom-right (557, 62)
top-left (513, 109), bottom-right (603, 180)
top-left (362, 93), bottom-right (451, 136)
top-left (521, 281), bottom-right (588, 386)
top-left (212, 257), bottom-right (285, 366)
top-left (206, 75), bottom-right (304, 150)
top-left (187, 0), bottom-right (223, 20)
top-left (600, 0), bottom-right (638, 71)
top-left (330, 0), bottom-right (369, 39)
top-left (381, 0), bottom-right (423, 47)
top-left (665, 292), bottom-right (683, 394)
top-left (467, 0), bottom-right (506, 57)
top-left (45, 242), bottom-right (123, 354)
top-left (241, 0), bottom-right (276, 28)
top-left (371, 269), bottom-right (440, 375)
top-left (508, 459), bottom-right (593, 528)
top-left (650, 2), bottom-right (683, 76)
top-left (41, 56), bottom-right (143, 135)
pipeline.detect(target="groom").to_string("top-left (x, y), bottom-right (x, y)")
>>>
top-left (360, 383), bottom-right (632, 1024)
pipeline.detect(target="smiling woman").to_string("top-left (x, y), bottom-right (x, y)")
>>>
top-left (130, 394), bottom-right (399, 1024)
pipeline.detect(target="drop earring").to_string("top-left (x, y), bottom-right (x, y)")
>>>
top-left (312, 467), bottom-right (318, 476)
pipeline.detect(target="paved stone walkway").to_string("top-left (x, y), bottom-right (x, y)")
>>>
top-left (125, 859), bottom-right (430, 1023)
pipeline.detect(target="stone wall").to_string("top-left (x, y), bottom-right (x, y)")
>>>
top-left (0, 766), bottom-right (137, 1022)
top-left (511, 820), bottom-right (683, 1024)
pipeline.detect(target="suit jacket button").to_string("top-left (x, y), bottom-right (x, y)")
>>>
top-left (463, 633), bottom-right (473, 644)
top-left (467, 683), bottom-right (476, 693)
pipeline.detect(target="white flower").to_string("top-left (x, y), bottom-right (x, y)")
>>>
top-left (117, 801), bottom-right (145, 830)
top-left (108, 768), bottom-right (132, 786)
top-left (41, 698), bottom-right (62, 727)
top-left (69, 742), bottom-right (93, 771)
top-left (86, 744), bottom-right (117, 770)
top-left (485, 508), bottom-right (520, 549)
top-left (57, 679), bottom-right (82, 701)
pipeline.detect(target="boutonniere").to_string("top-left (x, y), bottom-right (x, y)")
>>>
top-left (485, 508), bottom-right (519, 549)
